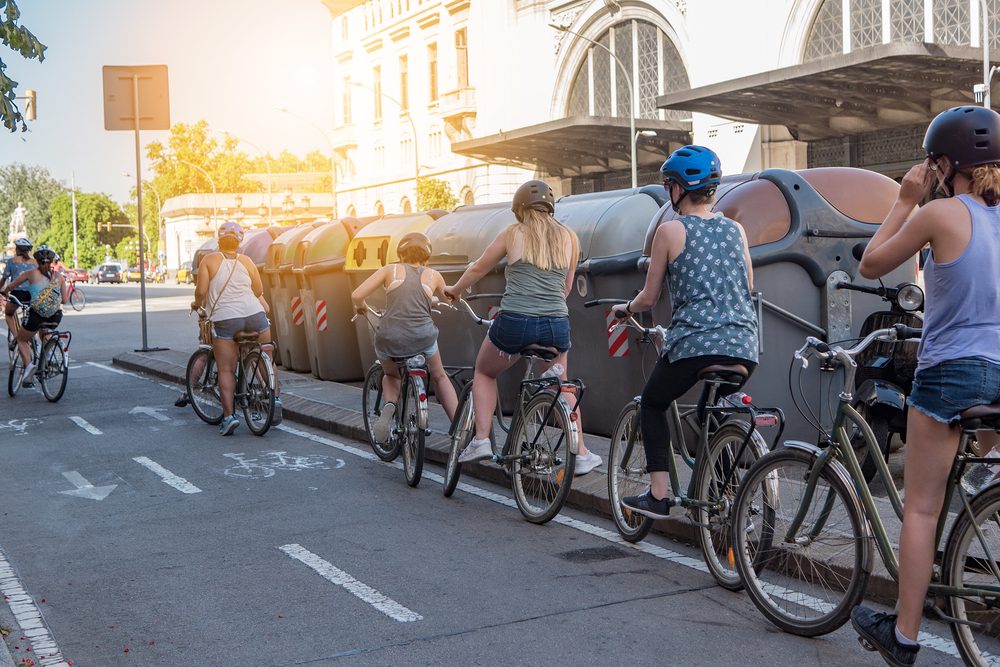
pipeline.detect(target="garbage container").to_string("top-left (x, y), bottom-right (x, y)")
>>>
top-left (265, 221), bottom-right (329, 371)
top-left (191, 238), bottom-right (218, 287)
top-left (345, 211), bottom-right (447, 371)
top-left (294, 217), bottom-right (370, 381)
top-left (240, 227), bottom-right (284, 326)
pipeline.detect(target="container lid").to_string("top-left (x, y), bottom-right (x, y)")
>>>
top-left (425, 202), bottom-right (514, 266)
top-left (296, 221), bottom-right (354, 268)
top-left (265, 221), bottom-right (327, 270)
top-left (191, 238), bottom-right (219, 272)
top-left (555, 189), bottom-right (664, 261)
top-left (345, 213), bottom-right (437, 272)
top-left (239, 229), bottom-right (276, 264)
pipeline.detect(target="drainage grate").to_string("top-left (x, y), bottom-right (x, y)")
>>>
top-left (556, 546), bottom-right (635, 563)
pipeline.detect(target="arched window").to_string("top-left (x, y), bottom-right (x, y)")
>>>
top-left (375, 201), bottom-right (384, 217)
top-left (400, 197), bottom-right (412, 214)
top-left (566, 19), bottom-right (689, 120)
top-left (461, 187), bottom-right (475, 206)
top-left (346, 204), bottom-right (357, 218)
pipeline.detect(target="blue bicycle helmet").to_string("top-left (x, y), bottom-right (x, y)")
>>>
top-left (660, 145), bottom-right (722, 191)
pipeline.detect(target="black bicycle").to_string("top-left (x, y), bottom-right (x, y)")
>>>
top-left (5, 295), bottom-right (70, 402)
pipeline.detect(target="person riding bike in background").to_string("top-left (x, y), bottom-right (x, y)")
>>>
top-left (1, 238), bottom-right (36, 341)
top-left (849, 107), bottom-right (1000, 666)
top-left (1, 245), bottom-right (68, 388)
top-left (443, 179), bottom-right (602, 475)
top-left (351, 232), bottom-right (458, 440)
top-left (615, 145), bottom-right (758, 518)
top-left (191, 221), bottom-right (277, 436)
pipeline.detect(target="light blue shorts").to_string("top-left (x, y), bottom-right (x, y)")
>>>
top-left (375, 340), bottom-right (438, 363)
top-left (212, 312), bottom-right (270, 340)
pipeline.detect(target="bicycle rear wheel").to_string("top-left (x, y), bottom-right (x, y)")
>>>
top-left (186, 348), bottom-right (223, 425)
top-left (7, 352), bottom-right (24, 397)
top-left (69, 288), bottom-right (86, 311)
top-left (943, 484), bottom-right (1000, 665)
top-left (731, 447), bottom-right (870, 637)
top-left (607, 401), bottom-right (653, 542)
top-left (39, 338), bottom-right (68, 402)
top-left (510, 390), bottom-right (576, 524)
top-left (444, 383), bottom-right (474, 497)
top-left (6, 329), bottom-right (15, 364)
top-left (400, 377), bottom-right (425, 487)
top-left (362, 363), bottom-right (399, 462)
top-left (242, 349), bottom-right (275, 435)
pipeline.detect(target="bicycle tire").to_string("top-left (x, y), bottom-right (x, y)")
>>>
top-left (401, 377), bottom-right (425, 487)
top-left (731, 447), bottom-right (870, 637)
top-left (694, 420), bottom-right (770, 591)
top-left (6, 329), bottom-right (15, 364)
top-left (444, 383), bottom-right (474, 498)
top-left (510, 390), bottom-right (576, 524)
top-left (69, 288), bottom-right (86, 311)
top-left (38, 338), bottom-right (68, 402)
top-left (7, 352), bottom-right (24, 397)
top-left (186, 348), bottom-right (223, 425)
top-left (362, 363), bottom-right (399, 462)
top-left (943, 483), bottom-right (1000, 665)
top-left (607, 401), bottom-right (653, 542)
top-left (242, 349), bottom-right (275, 436)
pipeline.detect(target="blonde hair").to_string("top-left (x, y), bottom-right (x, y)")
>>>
top-left (970, 164), bottom-right (1000, 206)
top-left (514, 207), bottom-right (578, 271)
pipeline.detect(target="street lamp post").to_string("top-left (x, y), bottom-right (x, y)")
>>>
top-left (349, 81), bottom-right (421, 195)
top-left (974, 0), bottom-right (997, 107)
top-left (550, 23), bottom-right (640, 188)
top-left (276, 107), bottom-right (338, 218)
top-left (221, 130), bottom-right (272, 222)
top-left (172, 157), bottom-right (217, 231)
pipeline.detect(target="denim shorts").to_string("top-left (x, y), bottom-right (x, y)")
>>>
top-left (908, 358), bottom-right (1000, 424)
top-left (376, 340), bottom-right (439, 363)
top-left (488, 312), bottom-right (571, 356)
top-left (212, 312), bottom-right (270, 340)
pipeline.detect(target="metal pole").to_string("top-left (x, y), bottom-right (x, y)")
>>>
top-left (984, 0), bottom-right (992, 108)
top-left (132, 74), bottom-right (150, 351)
top-left (71, 172), bottom-right (78, 268)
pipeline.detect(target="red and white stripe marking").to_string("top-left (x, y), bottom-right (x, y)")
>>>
top-left (606, 309), bottom-right (630, 357)
top-left (315, 299), bottom-right (328, 331)
top-left (291, 296), bottom-right (304, 326)
top-left (486, 306), bottom-right (500, 320)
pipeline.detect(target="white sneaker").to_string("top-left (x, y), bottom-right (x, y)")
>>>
top-left (20, 362), bottom-right (35, 388)
top-left (574, 450), bottom-right (603, 476)
top-left (458, 438), bottom-right (493, 463)
top-left (372, 402), bottom-right (396, 444)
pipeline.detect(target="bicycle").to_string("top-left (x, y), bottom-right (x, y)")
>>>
top-left (730, 324), bottom-right (1000, 664)
top-left (185, 311), bottom-right (277, 435)
top-left (5, 295), bottom-right (70, 402)
top-left (587, 298), bottom-right (782, 590)
top-left (443, 296), bottom-right (585, 524)
top-left (66, 279), bottom-right (86, 312)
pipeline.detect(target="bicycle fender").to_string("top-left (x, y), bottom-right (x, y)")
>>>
top-left (855, 379), bottom-right (905, 412)
top-left (412, 376), bottom-right (429, 430)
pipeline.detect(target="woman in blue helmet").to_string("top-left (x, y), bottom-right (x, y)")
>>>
top-left (613, 145), bottom-right (758, 518)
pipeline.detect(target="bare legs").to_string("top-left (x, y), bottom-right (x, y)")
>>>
top-left (213, 338), bottom-right (239, 418)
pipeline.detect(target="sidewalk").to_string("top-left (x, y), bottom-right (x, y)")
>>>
top-left (113, 347), bottom-right (912, 603)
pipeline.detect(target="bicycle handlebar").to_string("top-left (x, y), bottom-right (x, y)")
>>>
top-left (464, 293), bottom-right (504, 302)
top-left (794, 323), bottom-right (922, 369)
top-left (351, 304), bottom-right (383, 322)
top-left (453, 299), bottom-right (488, 326)
top-left (583, 298), bottom-right (629, 307)
top-left (3, 293), bottom-right (26, 309)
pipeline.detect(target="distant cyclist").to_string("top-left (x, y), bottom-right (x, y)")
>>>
top-left (443, 179), bottom-right (602, 475)
top-left (351, 232), bottom-right (458, 440)
top-left (1, 238), bottom-right (37, 341)
top-left (850, 107), bottom-right (1000, 666)
top-left (1, 245), bottom-right (68, 388)
top-left (615, 146), bottom-right (758, 519)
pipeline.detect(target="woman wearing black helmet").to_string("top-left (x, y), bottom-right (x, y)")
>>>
top-left (1, 238), bottom-right (36, 337)
top-left (613, 145), bottom-right (758, 519)
top-left (1, 245), bottom-right (67, 388)
top-left (850, 106), bottom-right (1000, 666)
top-left (443, 179), bottom-right (602, 474)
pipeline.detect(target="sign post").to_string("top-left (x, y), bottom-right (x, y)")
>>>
top-left (102, 65), bottom-right (170, 352)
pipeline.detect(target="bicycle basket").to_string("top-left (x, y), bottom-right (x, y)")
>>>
top-left (198, 318), bottom-right (214, 346)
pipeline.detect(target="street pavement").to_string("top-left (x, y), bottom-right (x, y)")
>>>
top-left (0, 284), bottom-right (962, 665)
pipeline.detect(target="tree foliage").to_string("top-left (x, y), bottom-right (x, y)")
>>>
top-left (0, 163), bottom-right (64, 241)
top-left (0, 0), bottom-right (46, 132)
top-left (37, 193), bottom-right (129, 267)
top-left (416, 177), bottom-right (458, 212)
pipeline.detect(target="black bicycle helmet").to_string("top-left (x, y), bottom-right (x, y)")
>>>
top-left (13, 238), bottom-right (32, 250)
top-left (511, 180), bottom-right (555, 218)
top-left (33, 245), bottom-right (56, 263)
top-left (924, 106), bottom-right (1000, 169)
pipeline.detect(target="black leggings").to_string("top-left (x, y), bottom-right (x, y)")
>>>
top-left (640, 354), bottom-right (757, 473)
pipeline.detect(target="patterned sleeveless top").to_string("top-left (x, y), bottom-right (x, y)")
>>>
top-left (661, 214), bottom-right (758, 363)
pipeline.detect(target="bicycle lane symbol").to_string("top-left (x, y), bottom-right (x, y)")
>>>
top-left (223, 451), bottom-right (346, 480)
top-left (0, 418), bottom-right (41, 437)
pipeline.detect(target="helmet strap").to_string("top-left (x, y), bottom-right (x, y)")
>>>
top-left (669, 185), bottom-right (688, 210)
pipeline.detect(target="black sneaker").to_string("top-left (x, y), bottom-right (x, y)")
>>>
top-left (621, 489), bottom-right (673, 520)
top-left (174, 393), bottom-right (189, 408)
top-left (850, 606), bottom-right (919, 667)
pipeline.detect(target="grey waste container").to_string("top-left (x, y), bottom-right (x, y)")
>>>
top-left (294, 218), bottom-right (368, 381)
top-left (240, 227), bottom-right (284, 331)
top-left (191, 238), bottom-right (218, 287)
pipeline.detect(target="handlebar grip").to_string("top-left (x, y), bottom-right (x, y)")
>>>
top-left (894, 323), bottom-right (922, 340)
top-left (584, 298), bottom-right (629, 308)
top-left (852, 242), bottom-right (868, 261)
top-left (815, 341), bottom-right (831, 354)
top-left (465, 293), bottom-right (504, 302)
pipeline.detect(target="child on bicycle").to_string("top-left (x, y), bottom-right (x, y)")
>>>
top-left (1, 238), bottom-right (37, 340)
top-left (351, 232), bottom-right (458, 442)
top-left (613, 146), bottom-right (758, 519)
top-left (849, 107), bottom-right (1000, 666)
top-left (442, 179), bottom-right (602, 475)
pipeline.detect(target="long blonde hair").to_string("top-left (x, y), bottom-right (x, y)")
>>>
top-left (514, 207), bottom-right (579, 271)
top-left (969, 164), bottom-right (1000, 206)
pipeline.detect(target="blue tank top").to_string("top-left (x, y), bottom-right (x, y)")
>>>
top-left (917, 194), bottom-right (1000, 371)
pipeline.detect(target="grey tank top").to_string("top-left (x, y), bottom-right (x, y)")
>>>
top-left (661, 214), bottom-right (758, 363)
top-left (917, 195), bottom-right (1000, 371)
top-left (374, 264), bottom-right (438, 358)
top-left (500, 261), bottom-right (569, 317)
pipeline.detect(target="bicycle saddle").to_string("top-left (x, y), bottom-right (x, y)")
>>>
top-left (520, 344), bottom-right (560, 361)
top-left (233, 331), bottom-right (260, 344)
top-left (698, 364), bottom-right (749, 385)
top-left (959, 403), bottom-right (1000, 431)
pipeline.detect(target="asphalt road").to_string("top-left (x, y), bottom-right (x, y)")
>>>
top-left (0, 284), bottom-right (962, 666)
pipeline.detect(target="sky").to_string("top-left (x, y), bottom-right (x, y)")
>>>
top-left (1, 0), bottom-right (334, 204)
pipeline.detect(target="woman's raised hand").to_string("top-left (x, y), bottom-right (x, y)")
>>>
top-left (899, 160), bottom-right (935, 205)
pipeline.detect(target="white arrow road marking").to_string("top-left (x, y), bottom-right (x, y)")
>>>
top-left (280, 544), bottom-right (422, 623)
top-left (133, 457), bottom-right (201, 494)
top-left (59, 471), bottom-right (117, 501)
top-left (129, 406), bottom-right (170, 422)
top-left (68, 416), bottom-right (102, 435)
top-left (0, 545), bottom-right (68, 666)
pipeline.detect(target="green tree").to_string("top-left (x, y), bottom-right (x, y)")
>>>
top-left (0, 0), bottom-right (46, 132)
top-left (416, 177), bottom-right (458, 212)
top-left (0, 163), bottom-right (65, 240)
top-left (37, 193), bottom-right (128, 267)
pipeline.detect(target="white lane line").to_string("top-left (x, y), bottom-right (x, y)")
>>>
top-left (68, 416), bottom-right (102, 435)
top-left (0, 546), bottom-right (69, 666)
top-left (85, 361), bottom-right (140, 377)
top-left (279, 543), bottom-right (422, 623)
top-left (132, 456), bottom-right (202, 494)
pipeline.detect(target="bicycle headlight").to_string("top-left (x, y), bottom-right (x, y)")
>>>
top-left (896, 283), bottom-right (924, 312)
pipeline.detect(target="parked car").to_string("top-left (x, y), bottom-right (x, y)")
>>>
top-left (125, 266), bottom-right (143, 283)
top-left (95, 263), bottom-right (123, 284)
top-left (176, 261), bottom-right (194, 285)
top-left (63, 267), bottom-right (89, 282)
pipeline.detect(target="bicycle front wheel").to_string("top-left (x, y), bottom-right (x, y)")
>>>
top-left (400, 377), bottom-right (425, 487)
top-left (242, 349), bottom-right (275, 435)
top-left (186, 348), bottom-right (223, 425)
top-left (607, 401), bottom-right (653, 542)
top-left (362, 363), bottom-right (399, 462)
top-left (943, 484), bottom-right (1000, 665)
top-left (731, 447), bottom-right (870, 637)
top-left (39, 338), bottom-right (68, 402)
top-left (509, 390), bottom-right (576, 524)
top-left (695, 421), bottom-right (771, 591)
top-left (7, 352), bottom-right (24, 397)
top-left (444, 383), bottom-right (474, 498)
top-left (69, 288), bottom-right (86, 311)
